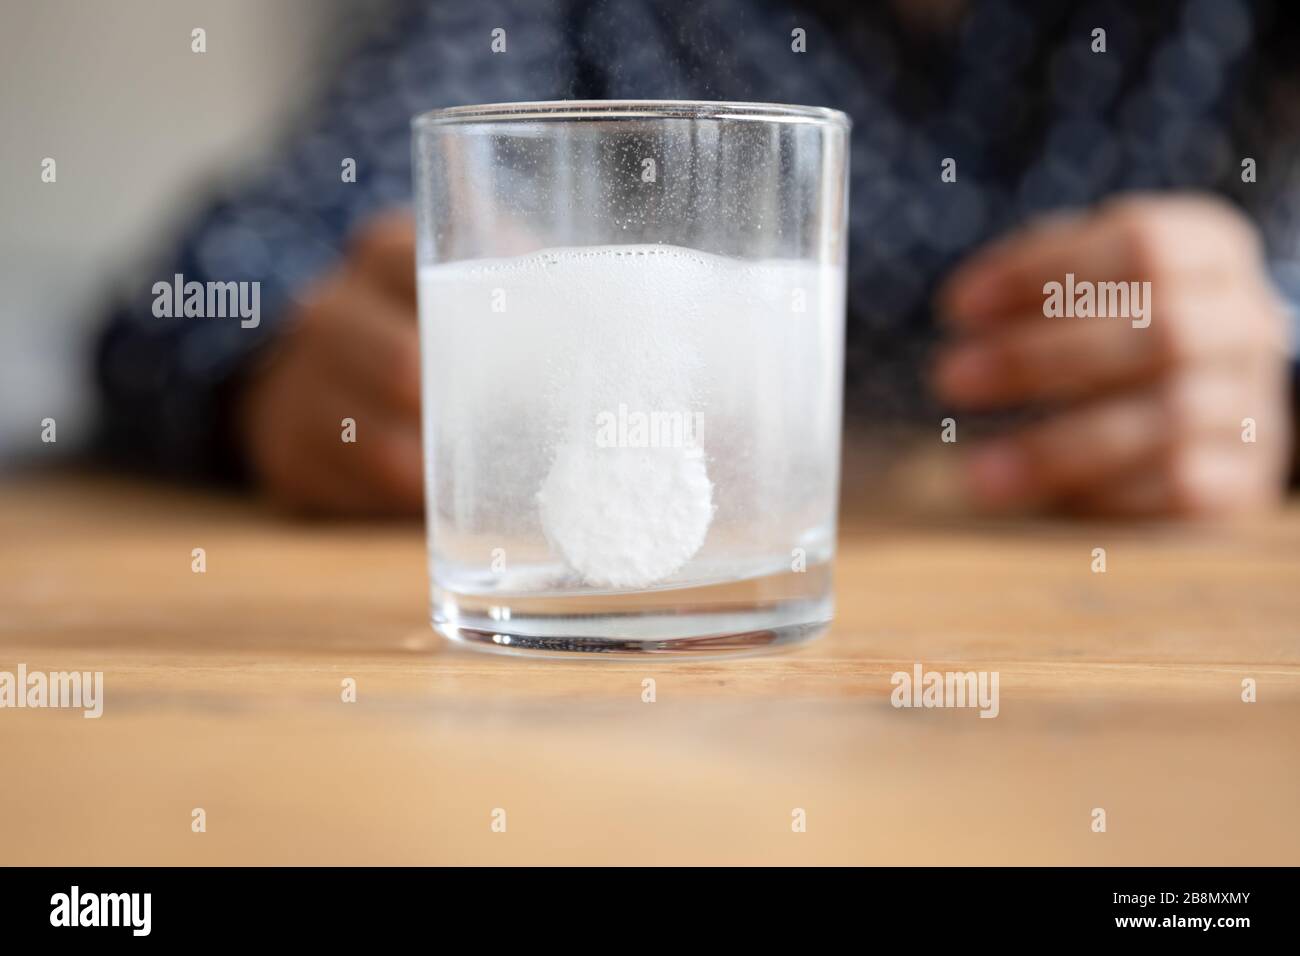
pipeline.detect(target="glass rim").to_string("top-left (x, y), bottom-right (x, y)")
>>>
top-left (412, 99), bottom-right (851, 129)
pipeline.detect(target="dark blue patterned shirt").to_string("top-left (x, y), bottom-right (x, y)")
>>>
top-left (95, 0), bottom-right (1300, 480)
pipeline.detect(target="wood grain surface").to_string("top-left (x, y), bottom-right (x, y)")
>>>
top-left (1, 473), bottom-right (1297, 865)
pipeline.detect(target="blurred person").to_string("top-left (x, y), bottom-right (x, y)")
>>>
top-left (95, 0), bottom-right (1300, 516)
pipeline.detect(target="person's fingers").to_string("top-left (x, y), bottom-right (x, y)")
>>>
top-left (302, 275), bottom-right (422, 417)
top-left (263, 440), bottom-right (387, 516)
top-left (236, 209), bottom-right (426, 517)
top-left (939, 194), bottom-right (1261, 328)
top-left (286, 358), bottom-right (423, 514)
top-left (933, 288), bottom-right (1268, 410)
top-left (346, 209), bottom-right (417, 306)
top-left (940, 209), bottom-right (1097, 324)
top-left (964, 368), bottom-right (1284, 513)
top-left (935, 317), bottom-right (1162, 409)
top-left (238, 309), bottom-right (423, 516)
top-left (255, 376), bottom-right (423, 516)
top-left (1066, 440), bottom-right (1279, 518)
top-left (964, 389), bottom-right (1162, 508)
top-left (305, 413), bottom-right (424, 516)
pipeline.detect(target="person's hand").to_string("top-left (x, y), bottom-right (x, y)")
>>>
top-left (935, 194), bottom-right (1293, 518)
top-left (238, 211), bottom-right (423, 516)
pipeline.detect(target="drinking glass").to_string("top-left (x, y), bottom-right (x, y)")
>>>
top-left (412, 100), bottom-right (850, 657)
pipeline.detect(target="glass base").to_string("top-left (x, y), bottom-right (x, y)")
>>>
top-left (438, 620), bottom-right (828, 659)
top-left (431, 565), bottom-right (832, 659)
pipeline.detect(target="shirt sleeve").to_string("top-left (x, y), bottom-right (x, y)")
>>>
top-left (93, 0), bottom-right (579, 481)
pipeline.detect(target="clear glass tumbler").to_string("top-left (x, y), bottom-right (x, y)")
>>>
top-left (412, 100), bottom-right (850, 657)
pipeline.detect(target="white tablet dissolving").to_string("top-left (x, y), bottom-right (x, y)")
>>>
top-left (538, 442), bottom-right (713, 590)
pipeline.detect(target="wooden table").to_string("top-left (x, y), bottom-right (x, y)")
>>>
top-left (1, 473), bottom-right (1297, 865)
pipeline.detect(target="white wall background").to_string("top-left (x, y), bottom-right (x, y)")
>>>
top-left (0, 0), bottom-right (359, 463)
